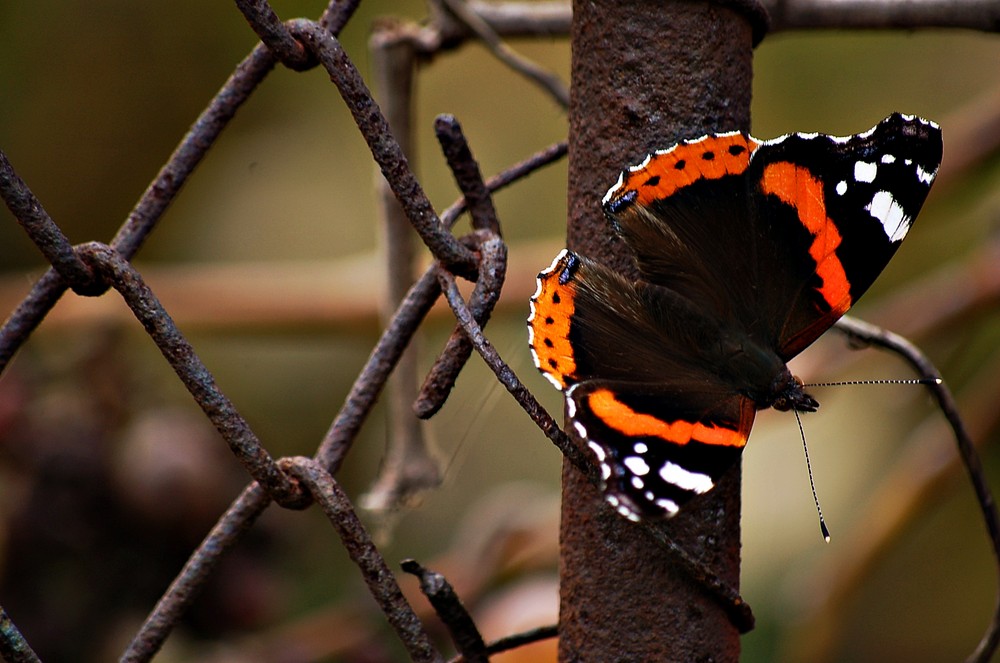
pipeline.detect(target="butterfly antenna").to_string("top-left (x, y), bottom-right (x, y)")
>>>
top-left (793, 408), bottom-right (830, 542)
top-left (804, 377), bottom-right (941, 388)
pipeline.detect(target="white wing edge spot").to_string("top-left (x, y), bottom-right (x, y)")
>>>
top-left (659, 461), bottom-right (714, 494)
top-left (854, 160), bottom-right (878, 183)
top-left (623, 456), bottom-right (650, 477)
top-left (866, 190), bottom-right (910, 242)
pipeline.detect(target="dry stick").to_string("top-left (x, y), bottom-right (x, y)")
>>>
top-left (0, 607), bottom-right (41, 663)
top-left (433, 269), bottom-right (755, 632)
top-left (76, 242), bottom-right (303, 507)
top-left (291, 20), bottom-right (478, 277)
top-left (402, 559), bottom-right (489, 663)
top-left (436, 0), bottom-right (570, 108)
top-left (834, 315), bottom-right (1000, 663)
top-left (287, 458), bottom-right (443, 663)
top-left (120, 483), bottom-right (271, 663)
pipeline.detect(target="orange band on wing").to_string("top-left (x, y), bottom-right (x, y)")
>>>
top-left (622, 134), bottom-right (762, 208)
top-left (759, 162), bottom-right (852, 315)
top-left (587, 388), bottom-right (747, 448)
top-left (528, 253), bottom-right (578, 389)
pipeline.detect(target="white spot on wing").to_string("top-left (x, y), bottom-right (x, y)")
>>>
top-left (633, 441), bottom-right (648, 454)
top-left (623, 456), bottom-right (650, 477)
top-left (866, 190), bottom-right (910, 242)
top-left (916, 164), bottom-right (936, 185)
top-left (659, 462), bottom-right (714, 494)
top-left (881, 153), bottom-right (896, 164)
top-left (854, 161), bottom-right (877, 183)
top-left (588, 441), bottom-right (606, 462)
top-left (631, 477), bottom-right (644, 490)
top-left (655, 498), bottom-right (679, 516)
top-left (835, 180), bottom-right (847, 196)
top-left (573, 421), bottom-right (588, 438)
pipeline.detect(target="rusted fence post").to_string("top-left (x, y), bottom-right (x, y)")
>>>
top-left (559, 0), bottom-right (766, 660)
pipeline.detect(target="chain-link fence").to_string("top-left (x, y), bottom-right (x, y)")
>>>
top-left (3, 1), bottom-right (1000, 661)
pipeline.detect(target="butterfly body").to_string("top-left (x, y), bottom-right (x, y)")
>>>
top-left (528, 114), bottom-right (942, 521)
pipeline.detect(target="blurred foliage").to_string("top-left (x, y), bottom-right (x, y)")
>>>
top-left (0, 1), bottom-right (999, 662)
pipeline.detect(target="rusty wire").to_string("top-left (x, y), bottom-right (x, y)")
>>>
top-left (0, 2), bottom-right (572, 658)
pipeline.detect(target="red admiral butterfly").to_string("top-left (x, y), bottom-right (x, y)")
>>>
top-left (528, 113), bottom-right (942, 521)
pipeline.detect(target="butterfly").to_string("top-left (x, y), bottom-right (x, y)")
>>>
top-left (528, 113), bottom-right (942, 521)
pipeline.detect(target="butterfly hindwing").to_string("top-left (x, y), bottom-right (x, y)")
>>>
top-left (567, 380), bottom-right (755, 520)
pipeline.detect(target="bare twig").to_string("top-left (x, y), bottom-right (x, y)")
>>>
top-left (286, 457), bottom-right (442, 663)
top-left (402, 559), bottom-right (488, 663)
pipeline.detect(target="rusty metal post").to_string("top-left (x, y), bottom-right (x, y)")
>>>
top-left (560, 1), bottom-right (767, 660)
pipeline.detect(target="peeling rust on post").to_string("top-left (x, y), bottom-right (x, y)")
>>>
top-left (559, 0), bottom-right (762, 660)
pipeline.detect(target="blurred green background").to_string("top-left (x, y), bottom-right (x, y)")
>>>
top-left (1, 1), bottom-right (999, 661)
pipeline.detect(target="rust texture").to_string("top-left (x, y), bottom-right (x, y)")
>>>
top-left (560, 0), bottom-right (761, 660)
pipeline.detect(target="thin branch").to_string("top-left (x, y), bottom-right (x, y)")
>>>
top-left (286, 458), bottom-right (442, 663)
